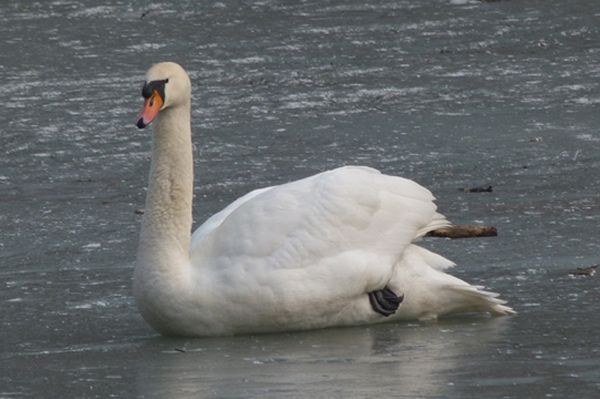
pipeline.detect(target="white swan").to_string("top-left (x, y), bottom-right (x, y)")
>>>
top-left (133, 62), bottom-right (514, 337)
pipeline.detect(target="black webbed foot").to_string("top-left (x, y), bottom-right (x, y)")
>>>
top-left (368, 286), bottom-right (403, 317)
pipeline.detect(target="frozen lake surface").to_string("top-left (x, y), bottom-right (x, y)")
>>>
top-left (2, 0), bottom-right (600, 397)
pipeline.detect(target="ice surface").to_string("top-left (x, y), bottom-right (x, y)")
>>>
top-left (2, 0), bottom-right (600, 398)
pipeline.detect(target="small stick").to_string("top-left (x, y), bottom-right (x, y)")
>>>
top-left (428, 224), bottom-right (497, 239)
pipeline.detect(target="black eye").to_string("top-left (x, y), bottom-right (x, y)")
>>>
top-left (142, 83), bottom-right (152, 99)
top-left (141, 79), bottom-right (168, 101)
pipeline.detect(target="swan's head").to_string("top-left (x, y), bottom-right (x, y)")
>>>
top-left (136, 62), bottom-right (191, 129)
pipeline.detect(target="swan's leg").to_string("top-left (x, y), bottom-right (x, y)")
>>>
top-left (368, 286), bottom-right (403, 316)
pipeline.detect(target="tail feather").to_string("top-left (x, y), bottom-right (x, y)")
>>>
top-left (446, 284), bottom-right (516, 316)
top-left (391, 244), bottom-right (515, 320)
top-left (408, 244), bottom-right (455, 271)
top-left (416, 212), bottom-right (451, 238)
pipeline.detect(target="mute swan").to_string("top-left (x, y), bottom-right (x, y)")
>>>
top-left (133, 62), bottom-right (514, 337)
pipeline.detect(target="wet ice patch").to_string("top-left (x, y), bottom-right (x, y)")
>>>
top-left (230, 56), bottom-right (268, 64)
top-left (68, 296), bottom-right (127, 310)
top-left (337, 67), bottom-right (385, 77)
top-left (553, 84), bottom-right (588, 92)
top-left (572, 97), bottom-right (600, 105)
top-left (280, 100), bottom-right (327, 110)
top-left (576, 134), bottom-right (600, 142)
top-left (82, 242), bottom-right (101, 251)
top-left (355, 87), bottom-right (424, 98)
top-left (67, 301), bottom-right (108, 310)
top-left (57, 40), bottom-right (88, 51)
top-left (70, 6), bottom-right (116, 17)
top-left (127, 43), bottom-right (168, 52)
top-left (434, 111), bottom-right (472, 116)
top-left (449, 0), bottom-right (478, 5)
top-left (279, 91), bottom-right (334, 110)
top-left (441, 70), bottom-right (482, 78)
top-left (39, 125), bottom-right (60, 136)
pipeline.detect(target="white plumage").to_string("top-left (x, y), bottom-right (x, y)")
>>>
top-left (133, 62), bottom-right (514, 337)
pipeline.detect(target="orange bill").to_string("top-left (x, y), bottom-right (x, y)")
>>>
top-left (136, 90), bottom-right (164, 129)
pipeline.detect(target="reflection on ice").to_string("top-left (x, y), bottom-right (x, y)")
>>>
top-left (135, 319), bottom-right (508, 398)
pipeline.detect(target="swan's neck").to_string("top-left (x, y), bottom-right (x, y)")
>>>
top-left (136, 101), bottom-right (193, 277)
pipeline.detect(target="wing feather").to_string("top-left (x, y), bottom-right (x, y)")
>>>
top-left (190, 166), bottom-right (444, 294)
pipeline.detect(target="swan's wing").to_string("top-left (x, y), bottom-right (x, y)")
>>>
top-left (190, 166), bottom-right (448, 293)
top-left (190, 186), bottom-right (274, 247)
